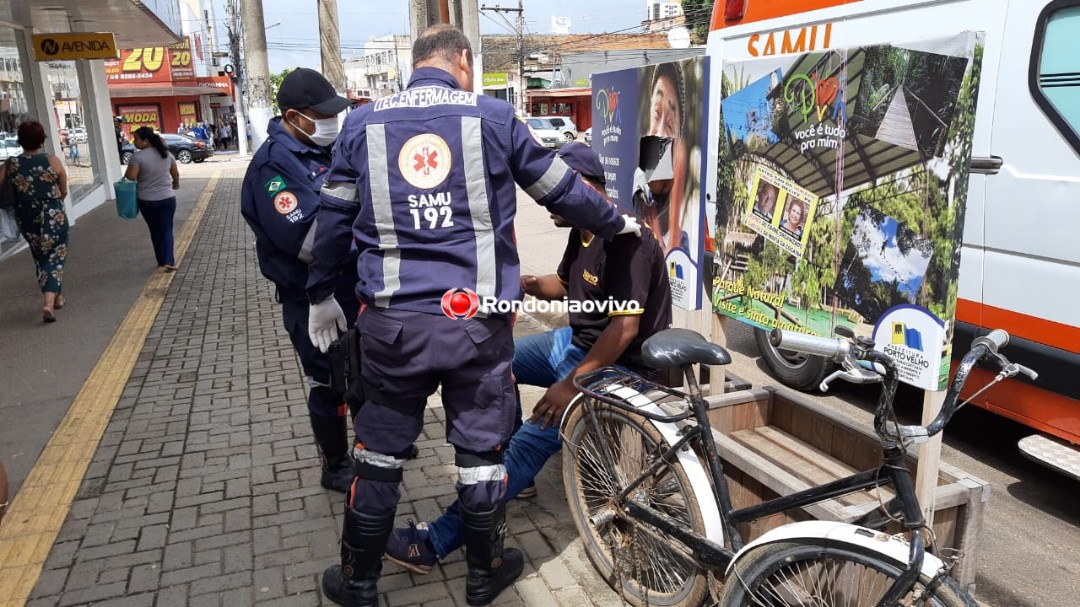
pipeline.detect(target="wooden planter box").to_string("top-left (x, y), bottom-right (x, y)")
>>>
top-left (704, 386), bottom-right (990, 591)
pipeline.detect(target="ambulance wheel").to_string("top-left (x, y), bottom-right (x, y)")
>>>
top-left (754, 327), bottom-right (832, 392)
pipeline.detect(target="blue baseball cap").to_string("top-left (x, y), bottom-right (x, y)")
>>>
top-left (558, 142), bottom-right (606, 185)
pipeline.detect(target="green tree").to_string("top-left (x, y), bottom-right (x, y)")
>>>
top-left (269, 68), bottom-right (294, 115)
top-left (681, 0), bottom-right (715, 45)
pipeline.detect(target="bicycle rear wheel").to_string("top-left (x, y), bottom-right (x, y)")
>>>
top-left (718, 540), bottom-right (976, 606)
top-left (562, 400), bottom-right (710, 607)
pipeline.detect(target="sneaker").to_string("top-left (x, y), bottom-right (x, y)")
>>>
top-left (384, 520), bottom-right (438, 575)
top-left (515, 483), bottom-right (538, 500)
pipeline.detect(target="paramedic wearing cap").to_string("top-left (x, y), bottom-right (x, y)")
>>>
top-left (306, 25), bottom-right (642, 607)
top-left (382, 142), bottom-right (673, 576)
top-left (240, 67), bottom-right (358, 494)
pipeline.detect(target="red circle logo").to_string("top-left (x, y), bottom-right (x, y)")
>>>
top-left (441, 288), bottom-right (479, 319)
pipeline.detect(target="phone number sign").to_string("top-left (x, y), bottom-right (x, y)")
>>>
top-left (105, 38), bottom-right (195, 85)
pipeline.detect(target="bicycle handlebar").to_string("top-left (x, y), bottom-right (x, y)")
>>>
top-left (769, 327), bottom-right (1035, 445)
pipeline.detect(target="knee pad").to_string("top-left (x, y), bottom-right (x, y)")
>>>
top-left (352, 447), bottom-right (406, 484)
top-left (454, 448), bottom-right (506, 486)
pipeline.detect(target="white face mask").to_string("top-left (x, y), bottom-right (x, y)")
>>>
top-left (289, 112), bottom-right (339, 146)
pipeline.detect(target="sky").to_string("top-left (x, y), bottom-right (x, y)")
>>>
top-left (850, 210), bottom-right (932, 299)
top-left (207, 0), bottom-right (672, 74)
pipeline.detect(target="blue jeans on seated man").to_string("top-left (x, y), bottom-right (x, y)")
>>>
top-left (423, 325), bottom-right (630, 559)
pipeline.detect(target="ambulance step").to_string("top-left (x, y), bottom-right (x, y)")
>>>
top-left (1018, 434), bottom-right (1080, 481)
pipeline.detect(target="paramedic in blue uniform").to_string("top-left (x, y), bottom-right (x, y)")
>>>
top-left (307, 24), bottom-right (642, 607)
top-left (240, 68), bottom-right (358, 494)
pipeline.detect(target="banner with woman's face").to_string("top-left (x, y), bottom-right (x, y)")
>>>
top-left (592, 56), bottom-right (709, 310)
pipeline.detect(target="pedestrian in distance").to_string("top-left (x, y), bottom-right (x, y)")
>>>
top-left (306, 24), bottom-right (642, 607)
top-left (240, 68), bottom-right (360, 495)
top-left (125, 127), bottom-right (180, 272)
top-left (0, 120), bottom-right (70, 322)
top-left (114, 116), bottom-right (127, 164)
top-left (382, 142), bottom-right (674, 576)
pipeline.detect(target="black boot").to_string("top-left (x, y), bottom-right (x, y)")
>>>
top-left (322, 507), bottom-right (394, 607)
top-left (310, 412), bottom-right (353, 493)
top-left (461, 503), bottom-right (523, 606)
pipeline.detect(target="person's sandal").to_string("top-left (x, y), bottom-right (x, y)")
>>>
top-left (54, 295), bottom-right (65, 310)
top-left (42, 307), bottom-right (56, 323)
top-left (163, 265), bottom-right (178, 273)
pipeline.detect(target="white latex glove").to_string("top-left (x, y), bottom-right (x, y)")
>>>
top-left (632, 168), bottom-right (653, 206)
top-left (617, 214), bottom-right (642, 237)
top-left (309, 297), bottom-right (347, 353)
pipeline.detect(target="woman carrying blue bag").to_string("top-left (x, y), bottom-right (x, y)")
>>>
top-left (125, 126), bottom-right (180, 272)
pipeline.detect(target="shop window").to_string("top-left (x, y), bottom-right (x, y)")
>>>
top-left (0, 26), bottom-right (32, 138)
top-left (1031, 1), bottom-right (1080, 154)
top-left (43, 60), bottom-right (101, 201)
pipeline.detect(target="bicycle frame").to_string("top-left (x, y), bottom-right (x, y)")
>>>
top-left (573, 342), bottom-right (993, 606)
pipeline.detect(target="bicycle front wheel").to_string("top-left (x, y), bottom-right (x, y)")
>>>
top-left (562, 400), bottom-right (710, 607)
top-left (718, 540), bottom-right (977, 606)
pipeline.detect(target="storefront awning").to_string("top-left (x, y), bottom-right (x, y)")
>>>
top-left (110, 85), bottom-right (230, 98)
top-left (526, 87), bottom-right (591, 99)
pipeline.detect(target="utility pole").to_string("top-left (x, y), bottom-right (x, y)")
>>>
top-left (449, 1), bottom-right (483, 94)
top-left (481, 1), bottom-right (524, 113)
top-left (226, 0), bottom-right (249, 156)
top-left (318, 0), bottom-right (346, 93)
top-left (241, 0), bottom-right (272, 149)
top-left (410, 0), bottom-right (446, 39)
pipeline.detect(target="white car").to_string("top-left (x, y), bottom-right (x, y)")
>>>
top-left (544, 116), bottom-right (578, 142)
top-left (584, 127), bottom-right (592, 145)
top-left (69, 127), bottom-right (88, 144)
top-left (0, 138), bottom-right (20, 160)
top-left (524, 118), bottom-right (566, 149)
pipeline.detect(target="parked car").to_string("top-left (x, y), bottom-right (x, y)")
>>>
top-left (120, 140), bottom-right (135, 165)
top-left (161, 133), bottom-right (213, 164)
top-left (584, 127), bottom-right (592, 145)
top-left (0, 138), bottom-right (21, 160)
top-left (524, 118), bottom-right (566, 149)
top-left (69, 127), bottom-right (88, 144)
top-left (544, 116), bottom-right (578, 142)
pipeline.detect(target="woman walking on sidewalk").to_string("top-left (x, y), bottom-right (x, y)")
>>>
top-left (0, 120), bottom-right (69, 322)
top-left (125, 127), bottom-right (180, 272)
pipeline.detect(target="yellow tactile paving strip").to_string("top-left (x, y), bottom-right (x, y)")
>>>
top-left (0, 172), bottom-right (222, 607)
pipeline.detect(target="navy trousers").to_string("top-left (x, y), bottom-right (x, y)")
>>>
top-left (279, 284), bottom-right (359, 418)
top-left (349, 307), bottom-right (516, 517)
top-left (137, 196), bottom-right (176, 267)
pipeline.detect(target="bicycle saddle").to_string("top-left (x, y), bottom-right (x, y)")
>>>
top-left (642, 328), bottom-right (731, 369)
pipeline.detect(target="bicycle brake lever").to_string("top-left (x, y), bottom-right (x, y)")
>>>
top-left (1007, 362), bottom-right (1039, 381)
top-left (819, 366), bottom-right (883, 392)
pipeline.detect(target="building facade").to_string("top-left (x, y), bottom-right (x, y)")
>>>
top-left (343, 35), bottom-right (412, 100)
top-left (0, 0), bottom-right (183, 261)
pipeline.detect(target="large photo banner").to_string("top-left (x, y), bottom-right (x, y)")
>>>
top-left (592, 56), bottom-right (710, 310)
top-left (712, 33), bottom-right (984, 390)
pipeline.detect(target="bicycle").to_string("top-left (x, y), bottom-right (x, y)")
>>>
top-left (560, 326), bottom-right (1036, 606)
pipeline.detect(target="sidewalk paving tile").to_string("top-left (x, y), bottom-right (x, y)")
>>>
top-left (26, 172), bottom-right (625, 607)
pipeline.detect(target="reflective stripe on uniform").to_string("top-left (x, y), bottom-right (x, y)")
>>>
top-left (461, 116), bottom-right (497, 300)
top-left (367, 124), bottom-right (402, 307)
top-left (524, 155), bottom-right (571, 200)
top-left (352, 447), bottom-right (407, 469)
top-left (457, 463), bottom-right (507, 485)
top-left (322, 182), bottom-right (360, 204)
top-left (298, 217), bottom-right (318, 263)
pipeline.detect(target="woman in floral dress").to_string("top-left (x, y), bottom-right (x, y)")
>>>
top-left (0, 121), bottom-right (69, 322)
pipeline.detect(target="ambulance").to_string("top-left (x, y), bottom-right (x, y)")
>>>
top-left (705, 0), bottom-right (1080, 477)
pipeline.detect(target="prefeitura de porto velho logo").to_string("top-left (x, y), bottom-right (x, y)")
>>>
top-left (441, 288), bottom-right (480, 319)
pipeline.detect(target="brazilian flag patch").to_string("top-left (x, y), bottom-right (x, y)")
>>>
top-left (264, 175), bottom-right (286, 196)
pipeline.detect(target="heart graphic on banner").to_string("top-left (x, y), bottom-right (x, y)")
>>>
top-left (816, 76), bottom-right (840, 108)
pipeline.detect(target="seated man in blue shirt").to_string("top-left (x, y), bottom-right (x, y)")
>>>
top-left (383, 142), bottom-right (673, 573)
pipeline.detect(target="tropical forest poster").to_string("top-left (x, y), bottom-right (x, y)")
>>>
top-left (712, 33), bottom-right (984, 390)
